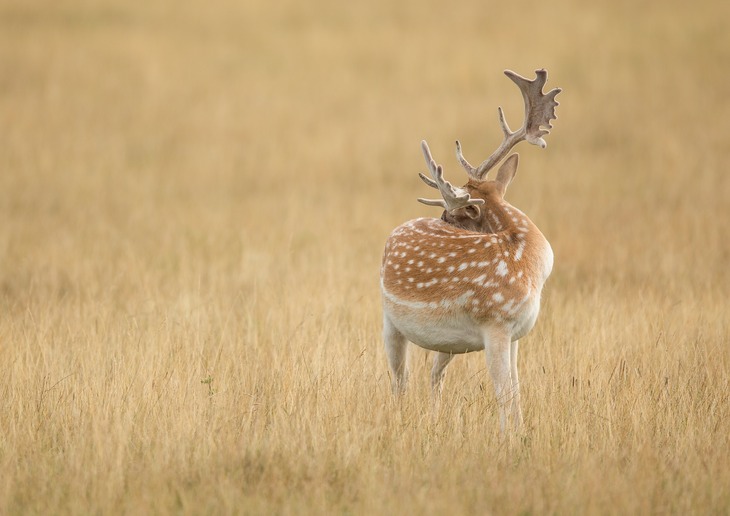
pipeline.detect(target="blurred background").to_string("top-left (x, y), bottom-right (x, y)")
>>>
top-left (1, 0), bottom-right (728, 307)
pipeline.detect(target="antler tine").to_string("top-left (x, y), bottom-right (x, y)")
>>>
top-left (417, 140), bottom-right (485, 212)
top-left (505, 69), bottom-right (561, 148)
top-left (467, 69), bottom-right (561, 180)
top-left (455, 140), bottom-right (477, 176)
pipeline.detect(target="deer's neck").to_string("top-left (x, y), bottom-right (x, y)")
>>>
top-left (482, 200), bottom-right (521, 234)
top-left (445, 199), bottom-right (529, 235)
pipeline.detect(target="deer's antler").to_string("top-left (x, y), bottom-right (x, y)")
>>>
top-left (417, 141), bottom-right (485, 212)
top-left (457, 69), bottom-right (561, 180)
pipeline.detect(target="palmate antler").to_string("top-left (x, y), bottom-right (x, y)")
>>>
top-left (417, 69), bottom-right (560, 210)
top-left (417, 141), bottom-right (485, 212)
top-left (457, 69), bottom-right (561, 180)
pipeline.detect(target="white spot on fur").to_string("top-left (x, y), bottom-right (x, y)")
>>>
top-left (496, 260), bottom-right (508, 276)
top-left (492, 292), bottom-right (504, 303)
top-left (514, 241), bottom-right (525, 261)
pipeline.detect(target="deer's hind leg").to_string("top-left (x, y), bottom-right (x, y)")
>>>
top-left (383, 314), bottom-right (409, 395)
top-left (483, 328), bottom-right (513, 434)
top-left (510, 339), bottom-right (524, 430)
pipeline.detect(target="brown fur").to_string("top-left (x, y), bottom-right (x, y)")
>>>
top-left (381, 176), bottom-right (551, 327)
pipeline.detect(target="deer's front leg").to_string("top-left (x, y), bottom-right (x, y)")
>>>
top-left (483, 329), bottom-right (513, 434)
top-left (383, 314), bottom-right (409, 395)
top-left (430, 352), bottom-right (455, 396)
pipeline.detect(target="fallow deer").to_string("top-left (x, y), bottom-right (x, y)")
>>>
top-left (380, 69), bottom-right (561, 432)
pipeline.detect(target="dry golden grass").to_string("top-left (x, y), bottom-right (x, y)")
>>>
top-left (1, 0), bottom-right (729, 513)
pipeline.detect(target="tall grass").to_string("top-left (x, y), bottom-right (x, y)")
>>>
top-left (1, 0), bottom-right (729, 513)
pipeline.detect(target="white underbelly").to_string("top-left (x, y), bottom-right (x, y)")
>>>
top-left (383, 306), bottom-right (484, 353)
top-left (382, 286), bottom-right (543, 351)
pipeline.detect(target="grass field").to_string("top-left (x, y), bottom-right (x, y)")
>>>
top-left (1, 0), bottom-right (729, 513)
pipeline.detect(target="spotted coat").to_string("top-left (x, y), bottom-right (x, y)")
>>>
top-left (380, 200), bottom-right (552, 354)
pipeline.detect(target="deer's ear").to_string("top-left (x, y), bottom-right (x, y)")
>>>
top-left (495, 154), bottom-right (519, 194)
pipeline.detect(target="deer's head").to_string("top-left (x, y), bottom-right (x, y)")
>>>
top-left (418, 70), bottom-right (561, 233)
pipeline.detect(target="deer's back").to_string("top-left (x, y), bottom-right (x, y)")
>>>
top-left (380, 217), bottom-right (552, 350)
